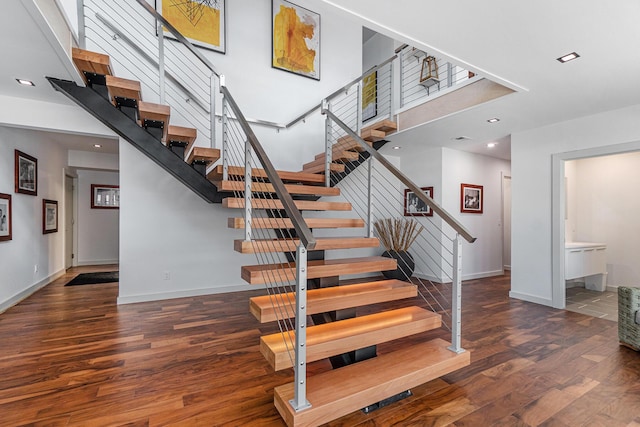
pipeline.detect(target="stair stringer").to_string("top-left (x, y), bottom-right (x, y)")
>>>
top-left (47, 77), bottom-right (223, 204)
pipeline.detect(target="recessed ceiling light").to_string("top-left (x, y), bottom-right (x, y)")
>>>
top-left (487, 142), bottom-right (497, 148)
top-left (557, 52), bottom-right (580, 63)
top-left (392, 146), bottom-right (401, 150)
top-left (487, 118), bottom-right (500, 123)
top-left (16, 78), bottom-right (35, 86)
top-left (93, 144), bottom-right (102, 148)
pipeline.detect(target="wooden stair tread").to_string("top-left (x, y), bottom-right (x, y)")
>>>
top-left (235, 236), bottom-right (379, 254)
top-left (138, 101), bottom-right (171, 142)
top-left (333, 136), bottom-right (373, 152)
top-left (167, 125), bottom-right (197, 152)
top-left (361, 128), bottom-right (386, 142)
top-left (363, 118), bottom-right (397, 134)
top-left (215, 181), bottom-right (340, 197)
top-left (260, 306), bottom-right (441, 371)
top-left (241, 256), bottom-right (396, 285)
top-left (105, 75), bottom-right (142, 101)
top-left (208, 165), bottom-right (325, 185)
top-left (71, 47), bottom-right (113, 80)
top-left (186, 147), bottom-right (220, 164)
top-left (250, 279), bottom-right (417, 323)
top-left (302, 162), bottom-right (345, 174)
top-left (227, 217), bottom-right (365, 229)
top-left (313, 150), bottom-right (360, 162)
top-left (223, 198), bottom-right (351, 212)
top-left (274, 338), bottom-right (470, 427)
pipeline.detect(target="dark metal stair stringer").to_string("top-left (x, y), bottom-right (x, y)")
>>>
top-left (47, 77), bottom-right (223, 204)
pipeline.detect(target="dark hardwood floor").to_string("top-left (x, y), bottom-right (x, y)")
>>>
top-left (1, 267), bottom-right (638, 426)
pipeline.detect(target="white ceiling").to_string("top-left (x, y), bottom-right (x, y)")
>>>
top-left (3, 0), bottom-right (640, 162)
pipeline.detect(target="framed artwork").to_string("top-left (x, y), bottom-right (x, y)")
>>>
top-left (272, 0), bottom-right (320, 80)
top-left (91, 184), bottom-right (120, 209)
top-left (15, 150), bottom-right (37, 196)
top-left (404, 187), bottom-right (434, 217)
top-left (362, 71), bottom-right (377, 122)
top-left (43, 199), bottom-right (58, 234)
top-left (461, 183), bottom-right (483, 214)
top-left (156, 0), bottom-right (226, 53)
top-left (0, 193), bottom-right (12, 242)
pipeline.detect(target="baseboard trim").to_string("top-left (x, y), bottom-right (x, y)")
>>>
top-left (0, 268), bottom-right (65, 313)
top-left (509, 290), bottom-right (553, 307)
top-left (77, 259), bottom-right (119, 266)
top-left (117, 283), bottom-right (255, 305)
top-left (463, 270), bottom-right (504, 281)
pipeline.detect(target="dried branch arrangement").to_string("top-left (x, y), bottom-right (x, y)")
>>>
top-left (374, 218), bottom-right (424, 252)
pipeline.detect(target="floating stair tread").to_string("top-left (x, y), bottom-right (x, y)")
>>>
top-left (333, 136), bottom-right (373, 152)
top-left (261, 306), bottom-right (441, 371)
top-left (138, 101), bottom-right (171, 141)
top-left (363, 118), bottom-right (398, 134)
top-left (241, 256), bottom-right (396, 285)
top-left (105, 75), bottom-right (142, 101)
top-left (227, 217), bottom-right (365, 229)
top-left (250, 279), bottom-right (417, 323)
top-left (223, 198), bottom-right (351, 212)
top-left (186, 147), bottom-right (221, 165)
top-left (207, 165), bottom-right (325, 185)
top-left (302, 162), bottom-right (345, 174)
top-left (167, 125), bottom-right (197, 151)
top-left (235, 236), bottom-right (379, 254)
top-left (274, 338), bottom-right (470, 427)
top-left (71, 47), bottom-right (113, 79)
top-left (215, 181), bottom-right (340, 197)
top-left (361, 128), bottom-right (386, 142)
top-left (314, 150), bottom-right (360, 161)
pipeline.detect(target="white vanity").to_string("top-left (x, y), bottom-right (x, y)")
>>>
top-left (565, 242), bottom-right (607, 291)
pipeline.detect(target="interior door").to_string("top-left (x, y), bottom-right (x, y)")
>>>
top-left (502, 175), bottom-right (512, 270)
top-left (65, 175), bottom-right (74, 268)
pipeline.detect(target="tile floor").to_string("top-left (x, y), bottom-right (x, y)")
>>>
top-left (565, 286), bottom-right (618, 321)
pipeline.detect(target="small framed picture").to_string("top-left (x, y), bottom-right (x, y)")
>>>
top-left (91, 184), bottom-right (120, 209)
top-left (461, 183), bottom-right (483, 214)
top-left (15, 150), bottom-right (37, 196)
top-left (0, 193), bottom-right (12, 242)
top-left (43, 199), bottom-right (58, 234)
top-left (404, 187), bottom-right (434, 217)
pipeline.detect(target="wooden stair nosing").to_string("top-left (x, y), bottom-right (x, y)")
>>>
top-left (274, 338), bottom-right (470, 427)
top-left (138, 101), bottom-right (171, 142)
top-left (313, 150), bottom-right (360, 162)
top-left (215, 180), bottom-right (340, 197)
top-left (363, 118), bottom-right (398, 134)
top-left (186, 147), bottom-right (221, 165)
top-left (105, 75), bottom-right (142, 102)
top-left (235, 236), bottom-right (379, 254)
top-left (301, 162), bottom-right (345, 174)
top-left (360, 128), bottom-right (386, 142)
top-left (250, 279), bottom-right (417, 323)
top-left (260, 306), bottom-right (441, 371)
top-left (223, 198), bottom-right (352, 212)
top-left (207, 165), bottom-right (326, 185)
top-left (71, 48), bottom-right (113, 79)
top-left (167, 125), bottom-right (197, 152)
top-left (227, 217), bottom-right (365, 230)
top-left (241, 256), bottom-right (396, 285)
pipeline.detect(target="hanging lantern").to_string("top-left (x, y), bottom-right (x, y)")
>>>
top-left (419, 56), bottom-right (440, 88)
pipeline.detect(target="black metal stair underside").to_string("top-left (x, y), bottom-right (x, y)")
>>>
top-left (47, 77), bottom-right (223, 204)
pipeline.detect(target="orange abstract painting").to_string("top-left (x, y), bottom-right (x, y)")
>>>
top-left (159, 0), bottom-right (225, 53)
top-left (272, 0), bottom-right (320, 80)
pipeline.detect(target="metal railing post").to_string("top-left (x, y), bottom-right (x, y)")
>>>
top-left (291, 244), bottom-right (311, 411)
top-left (447, 63), bottom-right (453, 88)
top-left (77, 0), bottom-right (86, 49)
top-left (388, 62), bottom-right (395, 120)
top-left (210, 74), bottom-right (216, 149)
top-left (323, 99), bottom-right (332, 187)
top-left (356, 82), bottom-right (362, 135)
top-left (448, 234), bottom-right (465, 354)
top-left (157, 22), bottom-right (165, 104)
top-left (221, 76), bottom-right (229, 181)
top-left (366, 157), bottom-right (374, 237)
top-left (244, 137), bottom-right (252, 242)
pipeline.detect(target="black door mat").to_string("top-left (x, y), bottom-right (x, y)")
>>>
top-left (65, 271), bottom-right (119, 286)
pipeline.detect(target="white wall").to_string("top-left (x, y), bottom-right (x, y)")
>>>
top-left (76, 169), bottom-right (119, 265)
top-left (0, 127), bottom-right (67, 312)
top-left (567, 152), bottom-right (640, 288)
top-left (511, 103), bottom-right (640, 307)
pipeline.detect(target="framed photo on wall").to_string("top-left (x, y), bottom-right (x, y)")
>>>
top-left (272, 0), bottom-right (320, 80)
top-left (404, 187), bottom-right (434, 216)
top-left (43, 199), bottom-right (58, 234)
top-left (0, 193), bottom-right (12, 242)
top-left (362, 71), bottom-right (377, 122)
top-left (91, 184), bottom-right (120, 209)
top-left (156, 0), bottom-right (226, 53)
top-left (15, 150), bottom-right (37, 196)
top-left (460, 183), bottom-right (483, 214)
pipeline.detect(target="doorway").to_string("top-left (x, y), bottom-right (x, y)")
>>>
top-left (502, 175), bottom-right (511, 271)
top-left (64, 174), bottom-right (76, 269)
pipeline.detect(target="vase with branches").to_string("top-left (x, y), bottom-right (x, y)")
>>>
top-left (374, 218), bottom-right (424, 280)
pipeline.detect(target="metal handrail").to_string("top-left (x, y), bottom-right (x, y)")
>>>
top-left (323, 107), bottom-right (476, 244)
top-left (134, 0), bottom-right (220, 78)
top-left (94, 12), bottom-right (209, 112)
top-left (221, 84), bottom-right (316, 250)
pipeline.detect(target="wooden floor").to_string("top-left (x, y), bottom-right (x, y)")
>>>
top-left (1, 267), bottom-right (639, 426)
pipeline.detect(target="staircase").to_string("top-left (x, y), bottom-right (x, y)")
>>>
top-left (60, 3), bottom-right (473, 423)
